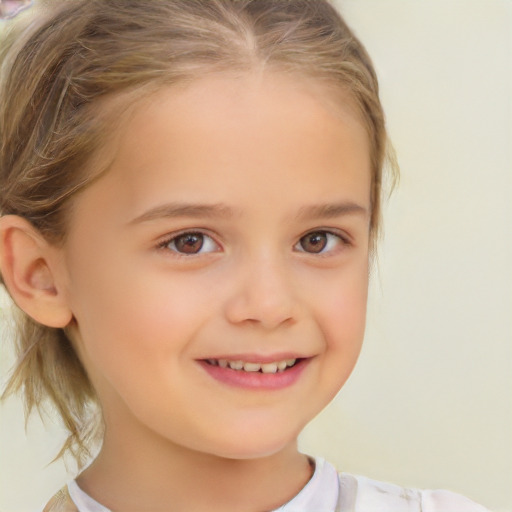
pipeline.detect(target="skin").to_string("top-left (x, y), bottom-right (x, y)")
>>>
top-left (1, 72), bottom-right (372, 511)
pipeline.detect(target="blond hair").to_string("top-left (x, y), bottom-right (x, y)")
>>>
top-left (0, 0), bottom-right (397, 465)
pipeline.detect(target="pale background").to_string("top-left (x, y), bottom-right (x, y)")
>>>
top-left (1, 1), bottom-right (511, 511)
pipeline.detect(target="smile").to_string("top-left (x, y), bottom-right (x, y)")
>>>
top-left (199, 357), bottom-right (310, 390)
top-left (205, 358), bottom-right (298, 374)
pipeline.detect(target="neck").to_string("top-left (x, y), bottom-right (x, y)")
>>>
top-left (77, 425), bottom-right (313, 512)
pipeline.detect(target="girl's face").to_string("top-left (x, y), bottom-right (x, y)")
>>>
top-left (60, 73), bottom-right (371, 459)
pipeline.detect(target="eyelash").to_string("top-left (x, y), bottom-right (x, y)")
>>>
top-left (156, 229), bottom-right (351, 257)
top-left (293, 230), bottom-right (351, 256)
top-left (157, 230), bottom-right (220, 256)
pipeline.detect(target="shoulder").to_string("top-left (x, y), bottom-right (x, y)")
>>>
top-left (40, 486), bottom-right (78, 512)
top-left (339, 472), bottom-right (489, 512)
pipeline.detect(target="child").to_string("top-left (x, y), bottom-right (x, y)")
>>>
top-left (0, 1), bottom-right (490, 511)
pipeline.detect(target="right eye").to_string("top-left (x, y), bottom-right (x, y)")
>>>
top-left (161, 232), bottom-right (220, 255)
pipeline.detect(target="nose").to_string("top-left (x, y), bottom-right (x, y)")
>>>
top-left (223, 255), bottom-right (298, 329)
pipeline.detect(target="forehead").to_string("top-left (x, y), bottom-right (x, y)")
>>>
top-left (72, 72), bottom-right (371, 225)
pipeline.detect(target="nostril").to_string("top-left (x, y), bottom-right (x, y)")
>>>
top-left (222, 263), bottom-right (298, 328)
top-left (224, 295), bottom-right (297, 328)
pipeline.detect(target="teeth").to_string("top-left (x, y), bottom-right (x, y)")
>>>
top-left (243, 362), bottom-right (261, 372)
top-left (208, 358), bottom-right (298, 373)
top-left (277, 361), bottom-right (288, 371)
top-left (261, 362), bottom-right (278, 374)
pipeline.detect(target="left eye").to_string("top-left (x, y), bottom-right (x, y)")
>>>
top-left (294, 231), bottom-right (344, 254)
top-left (163, 232), bottom-right (219, 255)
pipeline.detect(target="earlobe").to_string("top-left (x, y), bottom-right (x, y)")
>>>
top-left (0, 215), bottom-right (73, 328)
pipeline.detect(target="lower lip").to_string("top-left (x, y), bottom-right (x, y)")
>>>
top-left (198, 359), bottom-right (309, 390)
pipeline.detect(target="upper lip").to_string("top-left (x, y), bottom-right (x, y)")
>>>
top-left (198, 353), bottom-right (311, 364)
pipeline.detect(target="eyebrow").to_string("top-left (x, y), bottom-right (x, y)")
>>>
top-left (296, 202), bottom-right (369, 220)
top-left (128, 202), bottom-right (236, 225)
top-left (129, 200), bottom-right (368, 225)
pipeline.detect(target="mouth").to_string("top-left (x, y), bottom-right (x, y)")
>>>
top-left (198, 356), bottom-right (310, 390)
top-left (204, 358), bottom-right (300, 374)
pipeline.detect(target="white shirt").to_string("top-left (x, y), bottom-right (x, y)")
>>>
top-left (274, 457), bottom-right (339, 511)
top-left (56, 458), bottom-right (488, 512)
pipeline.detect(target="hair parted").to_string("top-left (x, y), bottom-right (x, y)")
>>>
top-left (0, 0), bottom-right (397, 465)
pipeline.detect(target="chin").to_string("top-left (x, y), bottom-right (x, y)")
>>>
top-left (210, 443), bottom-right (293, 462)
top-left (201, 424), bottom-right (303, 461)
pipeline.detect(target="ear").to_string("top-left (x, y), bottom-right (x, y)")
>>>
top-left (0, 215), bottom-right (73, 328)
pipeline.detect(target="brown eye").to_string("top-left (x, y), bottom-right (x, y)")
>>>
top-left (295, 231), bottom-right (346, 255)
top-left (165, 232), bottom-right (221, 255)
top-left (162, 231), bottom-right (219, 256)
top-left (299, 232), bottom-right (328, 253)
top-left (173, 233), bottom-right (204, 254)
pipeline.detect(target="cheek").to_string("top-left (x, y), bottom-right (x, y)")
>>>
top-left (70, 265), bottom-right (216, 371)
top-left (68, 278), bottom-right (196, 414)
top-left (312, 260), bottom-right (369, 346)
top-left (310, 264), bottom-right (368, 398)
top-left (317, 271), bottom-right (368, 397)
